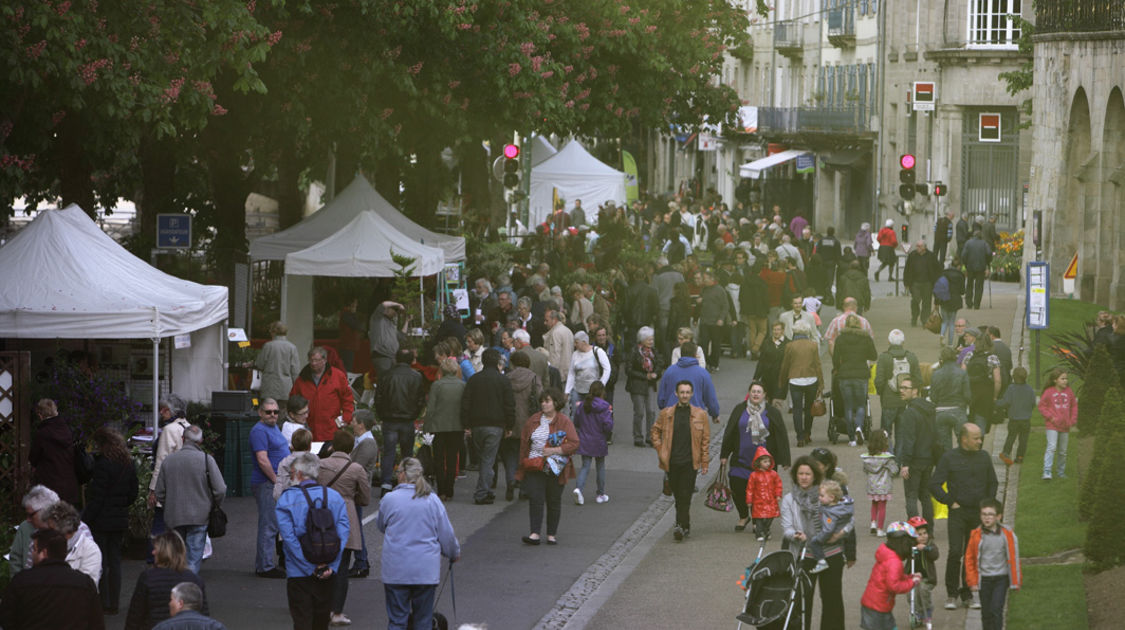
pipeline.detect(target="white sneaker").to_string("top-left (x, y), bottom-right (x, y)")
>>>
top-left (944, 597), bottom-right (958, 610)
top-left (596, 494), bottom-right (609, 504)
top-left (809, 559), bottom-right (829, 574)
top-left (573, 488), bottom-right (584, 505)
top-left (876, 528), bottom-right (886, 537)
top-left (870, 521), bottom-right (878, 535)
top-left (330, 613), bottom-right (352, 626)
top-left (848, 440), bottom-right (857, 447)
top-left (970, 592), bottom-right (981, 609)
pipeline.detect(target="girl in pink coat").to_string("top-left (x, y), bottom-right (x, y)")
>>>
top-left (1038, 368), bottom-right (1078, 480)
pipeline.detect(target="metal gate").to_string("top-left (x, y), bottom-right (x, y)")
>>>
top-left (0, 351), bottom-right (32, 510)
top-left (961, 107), bottom-right (1021, 230)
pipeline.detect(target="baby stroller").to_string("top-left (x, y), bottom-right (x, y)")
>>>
top-left (826, 374), bottom-right (872, 445)
top-left (736, 546), bottom-right (811, 629)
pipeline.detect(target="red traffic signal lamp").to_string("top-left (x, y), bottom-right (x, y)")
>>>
top-left (933, 181), bottom-right (946, 197)
top-left (502, 143), bottom-right (521, 189)
top-left (898, 153), bottom-right (916, 200)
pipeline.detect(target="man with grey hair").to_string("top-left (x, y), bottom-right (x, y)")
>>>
top-left (652, 256), bottom-right (685, 349)
top-left (512, 328), bottom-right (549, 385)
top-left (149, 393), bottom-right (191, 545)
top-left (155, 425), bottom-right (226, 575)
top-left (153, 582), bottom-right (226, 630)
top-left (874, 329), bottom-right (922, 448)
top-left (8, 485), bottom-right (59, 574)
top-left (369, 300), bottom-right (406, 376)
top-left (543, 308), bottom-right (575, 378)
top-left (775, 234), bottom-right (804, 271)
top-left (276, 452), bottom-right (349, 630)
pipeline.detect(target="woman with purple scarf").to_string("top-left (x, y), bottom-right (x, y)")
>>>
top-left (720, 381), bottom-right (791, 531)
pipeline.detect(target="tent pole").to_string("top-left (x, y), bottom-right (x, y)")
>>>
top-left (419, 276), bottom-right (425, 326)
top-left (152, 337), bottom-right (160, 436)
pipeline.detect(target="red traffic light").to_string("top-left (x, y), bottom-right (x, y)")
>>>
top-left (503, 144), bottom-right (520, 159)
top-left (899, 153), bottom-right (915, 170)
top-left (933, 181), bottom-right (946, 196)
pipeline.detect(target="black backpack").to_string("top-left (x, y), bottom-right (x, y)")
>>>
top-left (966, 353), bottom-right (992, 391)
top-left (298, 485), bottom-right (341, 565)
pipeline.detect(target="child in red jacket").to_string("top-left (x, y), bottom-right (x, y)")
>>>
top-left (860, 521), bottom-right (921, 630)
top-left (744, 446), bottom-right (783, 542)
top-left (1038, 368), bottom-right (1077, 480)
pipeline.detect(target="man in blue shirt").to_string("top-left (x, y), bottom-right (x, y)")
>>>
top-left (250, 398), bottom-right (290, 578)
top-left (656, 342), bottom-right (720, 422)
top-left (276, 452), bottom-right (349, 630)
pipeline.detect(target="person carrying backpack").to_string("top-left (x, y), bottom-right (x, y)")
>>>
top-left (276, 452), bottom-right (350, 630)
top-left (874, 329), bottom-right (921, 450)
top-left (962, 334), bottom-right (1003, 434)
top-left (934, 258), bottom-right (966, 347)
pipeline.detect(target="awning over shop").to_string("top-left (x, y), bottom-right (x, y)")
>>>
top-left (739, 149), bottom-right (806, 179)
top-left (821, 149), bottom-right (868, 168)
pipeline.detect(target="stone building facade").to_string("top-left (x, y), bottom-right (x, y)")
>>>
top-left (1030, 3), bottom-right (1125, 307)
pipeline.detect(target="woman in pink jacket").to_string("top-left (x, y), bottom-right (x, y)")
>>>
top-left (1038, 368), bottom-right (1078, 480)
top-left (860, 521), bottom-right (921, 630)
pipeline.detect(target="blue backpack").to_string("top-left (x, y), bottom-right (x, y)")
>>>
top-left (933, 275), bottom-right (951, 302)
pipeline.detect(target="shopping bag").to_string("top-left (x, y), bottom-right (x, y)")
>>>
top-left (704, 461), bottom-right (733, 512)
top-left (924, 309), bottom-right (943, 334)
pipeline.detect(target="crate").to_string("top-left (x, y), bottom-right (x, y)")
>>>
top-left (213, 413), bottom-right (257, 497)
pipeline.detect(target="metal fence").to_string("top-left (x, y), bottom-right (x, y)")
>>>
top-left (774, 20), bottom-right (803, 49)
top-left (757, 105), bottom-right (870, 134)
top-left (1037, 0), bottom-right (1125, 34)
top-left (827, 6), bottom-right (856, 38)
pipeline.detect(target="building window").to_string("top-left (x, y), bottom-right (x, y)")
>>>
top-left (967, 0), bottom-right (1021, 47)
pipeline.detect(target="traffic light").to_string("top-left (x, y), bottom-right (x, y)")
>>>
top-left (899, 154), bottom-right (916, 200)
top-left (503, 143), bottom-right (520, 189)
top-left (933, 181), bottom-right (946, 197)
top-left (915, 183), bottom-right (930, 197)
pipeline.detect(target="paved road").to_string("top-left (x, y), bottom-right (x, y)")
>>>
top-left (104, 277), bottom-right (1023, 630)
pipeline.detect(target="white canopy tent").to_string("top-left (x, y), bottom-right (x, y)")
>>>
top-left (528, 140), bottom-right (627, 227)
top-left (285, 211), bottom-right (445, 277)
top-left (250, 174), bottom-right (465, 263)
top-left (529, 134), bottom-right (558, 166)
top-left (0, 205), bottom-right (229, 430)
top-left (250, 175), bottom-right (464, 354)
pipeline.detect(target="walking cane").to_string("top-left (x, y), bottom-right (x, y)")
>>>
top-left (988, 273), bottom-right (992, 308)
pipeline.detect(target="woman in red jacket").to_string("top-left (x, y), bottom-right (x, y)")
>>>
top-left (874, 219), bottom-right (899, 282)
top-left (860, 521), bottom-right (922, 630)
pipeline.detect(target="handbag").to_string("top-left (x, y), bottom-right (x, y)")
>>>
top-left (203, 453), bottom-right (227, 538)
top-left (810, 398), bottom-right (827, 417)
top-left (519, 456), bottom-right (545, 473)
top-left (704, 461), bottom-right (733, 512)
top-left (924, 309), bottom-right (943, 334)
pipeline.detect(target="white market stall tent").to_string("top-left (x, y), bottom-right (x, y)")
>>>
top-left (0, 205), bottom-right (229, 428)
top-left (528, 139), bottom-right (627, 227)
top-left (250, 174), bottom-right (464, 355)
top-left (285, 211), bottom-right (445, 277)
top-left (529, 134), bottom-right (558, 167)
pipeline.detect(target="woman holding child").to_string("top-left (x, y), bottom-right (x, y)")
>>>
top-left (781, 455), bottom-right (849, 630)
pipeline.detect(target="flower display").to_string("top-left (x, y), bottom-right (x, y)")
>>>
top-left (990, 230), bottom-right (1024, 280)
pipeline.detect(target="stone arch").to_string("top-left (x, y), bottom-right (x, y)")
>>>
top-left (1056, 88), bottom-right (1092, 297)
top-left (1103, 87), bottom-right (1125, 310)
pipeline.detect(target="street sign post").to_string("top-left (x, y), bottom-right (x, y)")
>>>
top-left (156, 214), bottom-right (192, 249)
top-left (912, 81), bottom-right (935, 111)
top-left (1027, 261), bottom-right (1049, 389)
top-left (1062, 252), bottom-right (1077, 295)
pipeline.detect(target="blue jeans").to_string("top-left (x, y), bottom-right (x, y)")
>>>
top-left (252, 482), bottom-right (279, 573)
top-left (935, 407), bottom-right (968, 450)
top-left (940, 307), bottom-right (959, 345)
top-left (838, 378), bottom-right (868, 438)
top-left (472, 426), bottom-right (503, 501)
top-left (380, 421), bottom-right (416, 490)
top-left (979, 574), bottom-right (1010, 630)
top-left (176, 524), bottom-right (208, 575)
top-left (789, 382), bottom-right (818, 439)
top-left (575, 455), bottom-right (606, 495)
top-left (384, 583), bottom-right (437, 630)
top-left (1044, 429), bottom-right (1069, 478)
top-left (631, 391), bottom-right (656, 443)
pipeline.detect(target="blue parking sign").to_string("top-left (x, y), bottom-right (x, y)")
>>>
top-left (157, 214), bottom-right (192, 249)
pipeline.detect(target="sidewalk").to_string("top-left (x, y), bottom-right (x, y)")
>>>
top-left (581, 276), bottom-right (1024, 630)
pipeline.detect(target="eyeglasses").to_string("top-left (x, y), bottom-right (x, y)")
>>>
top-left (262, 409), bottom-right (279, 415)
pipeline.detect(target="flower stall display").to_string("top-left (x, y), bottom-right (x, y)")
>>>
top-left (990, 230), bottom-right (1024, 281)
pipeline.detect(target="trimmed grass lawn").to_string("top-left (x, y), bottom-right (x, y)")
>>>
top-left (1007, 564), bottom-right (1089, 629)
top-left (1012, 420), bottom-right (1089, 557)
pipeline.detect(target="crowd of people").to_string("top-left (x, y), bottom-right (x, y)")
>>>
top-left (18, 195), bottom-right (1125, 630)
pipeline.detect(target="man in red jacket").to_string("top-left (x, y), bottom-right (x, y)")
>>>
top-left (289, 347), bottom-right (354, 441)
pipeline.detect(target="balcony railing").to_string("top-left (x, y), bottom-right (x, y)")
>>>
top-left (757, 105), bottom-right (870, 134)
top-left (1037, 0), bottom-right (1125, 35)
top-left (827, 7), bottom-right (856, 47)
top-left (774, 21), bottom-right (803, 56)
